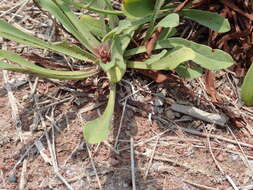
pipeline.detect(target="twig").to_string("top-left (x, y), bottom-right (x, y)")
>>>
top-left (136, 151), bottom-right (210, 176)
top-left (183, 180), bottom-right (217, 190)
top-left (240, 184), bottom-right (253, 190)
top-left (130, 135), bottom-right (136, 190)
top-left (63, 141), bottom-right (83, 166)
top-left (173, 0), bottom-right (192, 13)
top-left (19, 158), bottom-right (27, 190)
top-left (171, 104), bottom-right (228, 126)
top-left (206, 128), bottom-right (239, 190)
top-left (86, 144), bottom-right (102, 190)
top-left (2, 70), bottom-right (23, 141)
top-left (114, 98), bottom-right (128, 149)
top-left (155, 116), bottom-right (253, 149)
top-left (227, 126), bottom-right (253, 175)
top-left (119, 128), bottom-right (171, 152)
top-left (8, 0), bottom-right (30, 23)
top-left (144, 136), bottom-right (159, 180)
top-left (45, 131), bottom-right (73, 190)
top-left (0, 0), bottom-right (26, 17)
top-left (34, 140), bottom-right (52, 165)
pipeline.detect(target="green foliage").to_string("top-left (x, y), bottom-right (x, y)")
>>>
top-left (180, 9), bottom-right (231, 33)
top-left (123, 0), bottom-right (155, 18)
top-left (0, 0), bottom-right (234, 144)
top-left (241, 63), bottom-right (253, 106)
top-left (84, 83), bottom-right (116, 144)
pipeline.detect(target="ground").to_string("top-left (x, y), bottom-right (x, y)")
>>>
top-left (1, 0), bottom-right (253, 190)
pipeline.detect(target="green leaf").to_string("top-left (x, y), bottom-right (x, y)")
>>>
top-left (36, 0), bottom-right (100, 51)
top-left (156, 13), bottom-right (179, 28)
top-left (145, 50), bottom-right (167, 65)
top-left (176, 64), bottom-right (203, 78)
top-left (102, 20), bottom-right (132, 42)
top-left (158, 27), bottom-right (177, 40)
top-left (0, 50), bottom-right (97, 80)
top-left (161, 38), bottom-right (234, 70)
top-left (79, 15), bottom-right (106, 38)
top-left (83, 83), bottom-right (116, 144)
top-left (127, 46), bottom-right (196, 70)
top-left (241, 63), bottom-right (253, 106)
top-left (102, 27), bottom-right (134, 83)
top-left (180, 9), bottom-right (231, 33)
top-left (144, 0), bottom-right (165, 42)
top-left (126, 38), bottom-right (234, 70)
top-left (102, 37), bottom-right (128, 83)
top-left (63, 0), bottom-right (123, 15)
top-left (123, 0), bottom-right (156, 18)
top-left (0, 19), bottom-right (96, 62)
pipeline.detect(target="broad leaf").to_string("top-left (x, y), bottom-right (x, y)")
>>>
top-left (180, 9), bottom-right (231, 33)
top-left (0, 19), bottom-right (96, 62)
top-left (127, 46), bottom-right (196, 70)
top-left (156, 13), bottom-right (179, 28)
top-left (126, 38), bottom-right (234, 70)
top-left (123, 0), bottom-right (155, 18)
top-left (241, 63), bottom-right (253, 106)
top-left (79, 15), bottom-right (106, 38)
top-left (176, 64), bottom-right (203, 78)
top-left (83, 83), bottom-right (116, 144)
top-left (0, 50), bottom-right (97, 80)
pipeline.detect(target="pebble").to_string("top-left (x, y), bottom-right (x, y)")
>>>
top-left (165, 108), bottom-right (175, 120)
top-left (7, 175), bottom-right (17, 183)
top-left (154, 97), bottom-right (164, 107)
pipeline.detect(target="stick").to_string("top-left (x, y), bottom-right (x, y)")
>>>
top-left (206, 128), bottom-right (239, 190)
top-left (19, 158), bottom-right (27, 190)
top-left (130, 136), bottom-right (136, 190)
top-left (171, 104), bottom-right (228, 126)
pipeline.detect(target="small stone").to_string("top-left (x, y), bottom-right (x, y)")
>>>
top-left (154, 97), bottom-right (164, 107)
top-left (230, 154), bottom-right (240, 161)
top-left (165, 108), bottom-right (175, 120)
top-left (7, 175), bottom-right (17, 183)
top-left (160, 89), bottom-right (167, 97)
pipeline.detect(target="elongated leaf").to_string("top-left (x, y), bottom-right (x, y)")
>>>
top-left (127, 47), bottom-right (195, 70)
top-left (83, 83), bottom-right (116, 144)
top-left (241, 63), bottom-right (253, 106)
top-left (102, 20), bottom-right (132, 42)
top-left (161, 38), bottom-right (234, 70)
top-left (0, 20), bottom-right (96, 62)
top-left (101, 37), bottom-right (127, 83)
top-left (104, 0), bottom-right (119, 30)
top-left (126, 38), bottom-right (234, 70)
top-left (0, 50), bottom-right (97, 80)
top-left (145, 50), bottom-right (167, 65)
top-left (63, 0), bottom-right (123, 15)
top-left (102, 12), bottom-right (171, 42)
top-left (36, 0), bottom-right (100, 51)
top-left (180, 9), bottom-right (231, 33)
top-left (102, 28), bottom-right (134, 83)
top-left (158, 27), bottom-right (177, 40)
top-left (144, 0), bottom-right (165, 41)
